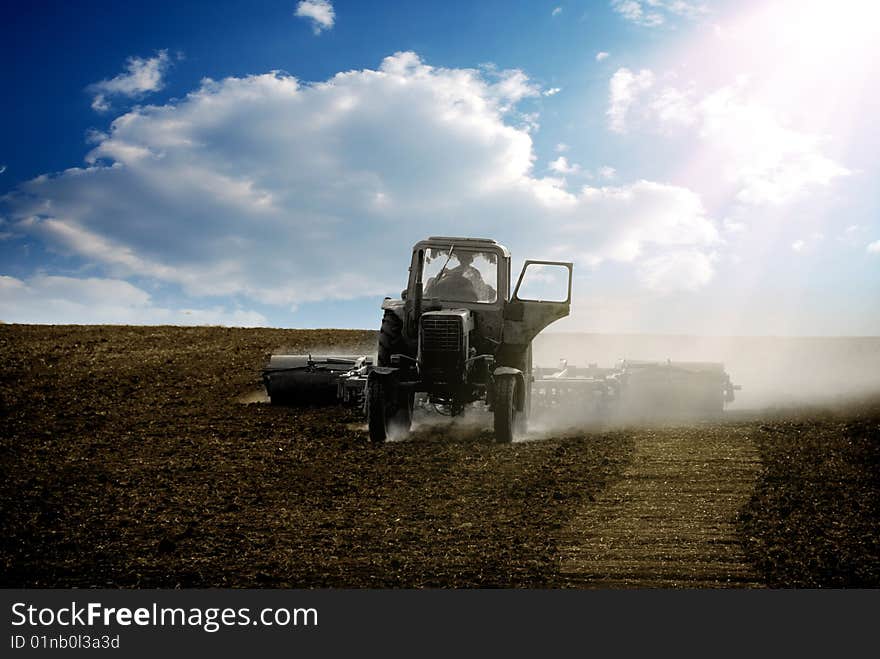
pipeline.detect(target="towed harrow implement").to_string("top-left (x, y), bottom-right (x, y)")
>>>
top-left (263, 354), bottom-right (740, 421)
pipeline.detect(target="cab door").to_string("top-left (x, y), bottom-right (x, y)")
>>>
top-left (502, 260), bottom-right (573, 345)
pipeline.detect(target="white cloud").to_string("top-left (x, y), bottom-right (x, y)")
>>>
top-left (552, 7), bottom-right (562, 17)
top-left (661, 1), bottom-right (708, 19)
top-left (0, 275), bottom-right (266, 326)
top-left (611, 0), bottom-right (664, 27)
top-left (91, 95), bottom-right (110, 112)
top-left (791, 233), bottom-right (824, 254)
top-left (571, 180), bottom-right (718, 265)
top-left (0, 164), bottom-right (6, 174)
top-left (649, 85), bottom-right (698, 127)
top-left (489, 68), bottom-right (541, 108)
top-left (543, 87), bottom-right (562, 96)
top-left (868, 240), bottom-right (880, 254)
top-left (597, 165), bottom-right (616, 179)
top-left (611, 0), bottom-right (707, 27)
top-left (88, 51), bottom-right (170, 112)
top-left (699, 84), bottom-right (850, 205)
top-left (548, 156), bottom-right (580, 175)
top-left (608, 69), bottom-right (850, 204)
top-left (595, 51), bottom-right (610, 62)
top-left (607, 67), bottom-right (654, 133)
top-left (295, 0), bottom-right (335, 34)
top-left (722, 218), bottom-right (747, 234)
top-left (637, 250), bottom-right (715, 293)
top-left (555, 142), bottom-right (569, 152)
top-left (3, 52), bottom-right (721, 316)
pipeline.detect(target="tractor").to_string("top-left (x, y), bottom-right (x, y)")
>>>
top-left (365, 236), bottom-right (572, 443)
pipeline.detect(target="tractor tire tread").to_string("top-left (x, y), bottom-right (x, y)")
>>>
top-left (378, 311), bottom-right (406, 367)
top-left (494, 376), bottom-right (517, 444)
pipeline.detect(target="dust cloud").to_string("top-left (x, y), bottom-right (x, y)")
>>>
top-left (256, 334), bottom-right (880, 435)
top-left (533, 333), bottom-right (880, 411)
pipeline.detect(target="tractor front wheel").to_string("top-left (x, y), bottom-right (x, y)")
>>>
top-left (494, 376), bottom-right (520, 444)
top-left (392, 391), bottom-right (414, 435)
top-left (367, 379), bottom-right (413, 444)
top-left (516, 377), bottom-right (530, 435)
top-left (367, 379), bottom-right (388, 443)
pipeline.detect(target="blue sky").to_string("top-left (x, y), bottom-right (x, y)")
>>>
top-left (1, 0), bottom-right (878, 334)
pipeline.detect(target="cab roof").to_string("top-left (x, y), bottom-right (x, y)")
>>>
top-left (415, 236), bottom-right (510, 257)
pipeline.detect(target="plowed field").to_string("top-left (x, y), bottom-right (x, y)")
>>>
top-left (1, 325), bottom-right (877, 587)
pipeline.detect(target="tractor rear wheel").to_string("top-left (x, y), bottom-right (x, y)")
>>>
top-left (378, 310), bottom-right (406, 366)
top-left (494, 376), bottom-right (519, 444)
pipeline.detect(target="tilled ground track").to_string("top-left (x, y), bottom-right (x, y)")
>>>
top-left (1, 325), bottom-right (877, 587)
top-left (558, 426), bottom-right (761, 587)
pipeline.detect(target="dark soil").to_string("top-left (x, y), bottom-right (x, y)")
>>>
top-left (0, 325), bottom-right (631, 587)
top-left (737, 404), bottom-right (880, 587)
top-left (1, 325), bottom-right (877, 588)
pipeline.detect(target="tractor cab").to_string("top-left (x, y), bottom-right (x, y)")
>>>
top-left (402, 237), bottom-right (512, 358)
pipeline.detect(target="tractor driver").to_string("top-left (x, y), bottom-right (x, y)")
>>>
top-left (424, 250), bottom-right (496, 303)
